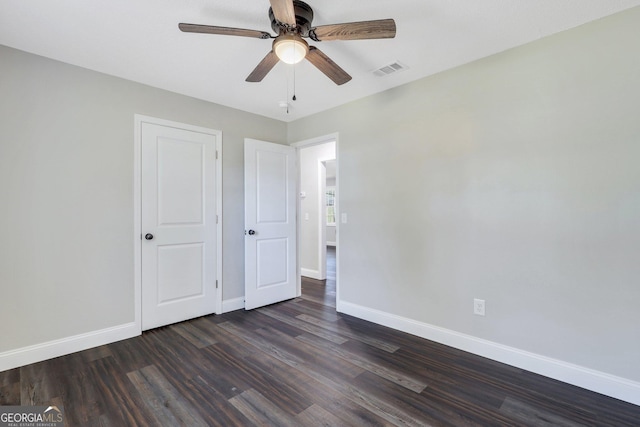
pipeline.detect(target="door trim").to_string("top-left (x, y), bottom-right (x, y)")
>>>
top-left (134, 114), bottom-right (223, 333)
top-left (291, 133), bottom-right (340, 310)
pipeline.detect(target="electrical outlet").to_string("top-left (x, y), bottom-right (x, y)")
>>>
top-left (474, 298), bottom-right (485, 316)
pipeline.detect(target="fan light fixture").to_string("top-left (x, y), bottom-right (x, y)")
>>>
top-left (273, 34), bottom-right (309, 64)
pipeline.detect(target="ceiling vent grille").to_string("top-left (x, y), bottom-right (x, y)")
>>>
top-left (372, 61), bottom-right (408, 77)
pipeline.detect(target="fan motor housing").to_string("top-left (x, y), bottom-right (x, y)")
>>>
top-left (269, 0), bottom-right (314, 36)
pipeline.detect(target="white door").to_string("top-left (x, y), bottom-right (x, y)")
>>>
top-left (141, 121), bottom-right (220, 330)
top-left (244, 139), bottom-right (297, 310)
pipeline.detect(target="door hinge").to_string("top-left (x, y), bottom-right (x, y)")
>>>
top-left (216, 150), bottom-right (219, 160)
top-left (216, 280), bottom-right (218, 289)
top-left (216, 215), bottom-right (219, 224)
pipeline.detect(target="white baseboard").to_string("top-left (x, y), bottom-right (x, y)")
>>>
top-left (327, 241), bottom-right (336, 247)
top-left (0, 322), bottom-right (139, 372)
top-left (338, 300), bottom-right (640, 407)
top-left (301, 268), bottom-right (324, 280)
top-left (222, 297), bottom-right (245, 313)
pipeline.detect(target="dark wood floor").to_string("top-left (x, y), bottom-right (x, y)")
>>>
top-left (1, 246), bottom-right (639, 426)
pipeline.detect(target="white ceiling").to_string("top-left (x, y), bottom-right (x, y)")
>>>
top-left (2, 0), bottom-right (639, 122)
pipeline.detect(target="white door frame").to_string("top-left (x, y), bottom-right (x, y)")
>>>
top-left (133, 115), bottom-right (223, 333)
top-left (291, 133), bottom-right (339, 307)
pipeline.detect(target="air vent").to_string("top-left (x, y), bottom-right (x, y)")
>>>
top-left (372, 61), bottom-right (408, 77)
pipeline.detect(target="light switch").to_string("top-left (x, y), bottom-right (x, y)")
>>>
top-left (304, 212), bottom-right (309, 220)
top-left (341, 213), bottom-right (347, 224)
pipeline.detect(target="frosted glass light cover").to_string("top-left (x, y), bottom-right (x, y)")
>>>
top-left (274, 36), bottom-right (308, 64)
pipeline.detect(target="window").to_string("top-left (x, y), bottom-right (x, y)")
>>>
top-left (326, 187), bottom-right (336, 225)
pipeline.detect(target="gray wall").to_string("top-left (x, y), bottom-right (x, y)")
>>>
top-left (0, 45), bottom-right (286, 352)
top-left (288, 9), bottom-right (640, 382)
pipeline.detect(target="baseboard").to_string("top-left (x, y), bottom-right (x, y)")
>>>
top-left (222, 297), bottom-right (245, 313)
top-left (301, 268), bottom-right (324, 280)
top-left (327, 241), bottom-right (336, 247)
top-left (0, 322), bottom-right (139, 372)
top-left (338, 300), bottom-right (640, 407)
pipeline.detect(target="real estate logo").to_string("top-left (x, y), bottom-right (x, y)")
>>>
top-left (0, 405), bottom-right (64, 427)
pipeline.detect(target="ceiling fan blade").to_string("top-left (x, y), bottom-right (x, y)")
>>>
top-left (306, 46), bottom-right (352, 85)
top-left (269, 0), bottom-right (297, 26)
top-left (312, 19), bottom-right (396, 41)
top-left (179, 23), bottom-right (271, 39)
top-left (246, 51), bottom-right (280, 82)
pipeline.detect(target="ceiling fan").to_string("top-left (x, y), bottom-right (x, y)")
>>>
top-left (179, 0), bottom-right (396, 85)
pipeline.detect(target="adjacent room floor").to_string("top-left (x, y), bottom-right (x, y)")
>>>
top-left (1, 246), bottom-right (638, 425)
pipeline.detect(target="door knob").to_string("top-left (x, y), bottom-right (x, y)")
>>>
top-left (248, 230), bottom-right (256, 235)
top-left (145, 233), bottom-right (154, 240)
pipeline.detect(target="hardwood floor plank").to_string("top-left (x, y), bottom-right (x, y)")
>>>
top-left (299, 292), bottom-right (337, 308)
top-left (170, 321), bottom-right (218, 349)
top-left (199, 342), bottom-right (312, 415)
top-left (246, 327), bottom-right (426, 426)
top-left (228, 388), bottom-right (299, 427)
top-left (140, 326), bottom-right (223, 385)
top-left (20, 361), bottom-right (59, 405)
top-left (217, 321), bottom-right (307, 368)
top-left (58, 366), bottom-right (102, 425)
top-left (218, 320), bottom-right (366, 386)
top-left (296, 403), bottom-right (351, 426)
top-left (194, 344), bottom-right (252, 400)
top-left (127, 364), bottom-right (209, 427)
top-left (181, 375), bottom-right (254, 427)
top-left (352, 370), bottom-right (491, 427)
top-left (0, 368), bottom-right (19, 388)
top-left (291, 298), bottom-right (342, 321)
top-left (297, 332), bottom-right (428, 393)
top-left (387, 345), bottom-right (599, 425)
top-left (223, 308), bottom-right (306, 338)
top-left (252, 325), bottom-right (366, 381)
top-left (514, 370), bottom-right (635, 426)
top-left (196, 316), bottom-right (262, 358)
top-left (296, 312), bottom-right (400, 352)
top-left (0, 382), bottom-right (19, 405)
top-left (500, 396), bottom-right (587, 427)
top-left (88, 356), bottom-right (156, 427)
top-left (81, 345), bottom-right (113, 363)
top-left (242, 353), bottom-right (393, 426)
top-left (420, 386), bottom-right (517, 427)
top-left (258, 305), bottom-right (349, 344)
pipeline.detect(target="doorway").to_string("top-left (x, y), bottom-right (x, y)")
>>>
top-left (293, 134), bottom-right (338, 306)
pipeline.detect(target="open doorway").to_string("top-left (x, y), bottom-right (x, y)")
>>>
top-left (324, 159), bottom-right (337, 291)
top-left (298, 140), bottom-right (335, 281)
top-left (296, 136), bottom-right (337, 307)
top-left (294, 135), bottom-right (338, 309)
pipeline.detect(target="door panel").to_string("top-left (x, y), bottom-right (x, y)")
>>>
top-left (157, 138), bottom-right (205, 225)
top-left (257, 150), bottom-right (289, 222)
top-left (157, 243), bottom-right (204, 303)
top-left (142, 122), bottom-right (218, 330)
top-left (257, 238), bottom-right (289, 287)
top-left (245, 139), bottom-right (297, 310)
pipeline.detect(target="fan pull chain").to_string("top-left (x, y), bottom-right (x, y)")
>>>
top-left (292, 61), bottom-right (297, 102)
top-left (285, 67), bottom-right (290, 114)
